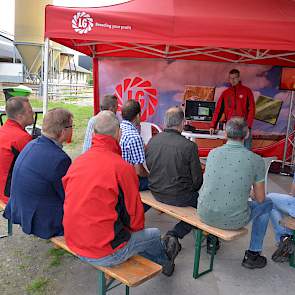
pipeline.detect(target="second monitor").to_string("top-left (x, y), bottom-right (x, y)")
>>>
top-left (184, 100), bottom-right (215, 121)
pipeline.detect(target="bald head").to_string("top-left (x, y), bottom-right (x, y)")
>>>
top-left (93, 110), bottom-right (120, 138)
top-left (164, 107), bottom-right (184, 130)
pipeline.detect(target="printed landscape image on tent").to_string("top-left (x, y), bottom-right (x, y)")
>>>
top-left (43, 0), bottom-right (295, 161)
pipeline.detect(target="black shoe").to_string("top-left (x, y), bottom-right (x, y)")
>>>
top-left (161, 234), bottom-right (181, 276)
top-left (242, 250), bottom-right (267, 269)
top-left (162, 234), bottom-right (182, 261)
top-left (162, 261), bottom-right (175, 277)
top-left (206, 235), bottom-right (220, 255)
top-left (272, 235), bottom-right (294, 263)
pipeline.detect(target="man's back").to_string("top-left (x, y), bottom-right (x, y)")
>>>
top-left (198, 140), bottom-right (265, 229)
top-left (0, 119), bottom-right (31, 203)
top-left (63, 134), bottom-right (144, 259)
top-left (4, 135), bottom-right (71, 238)
top-left (146, 129), bottom-right (203, 205)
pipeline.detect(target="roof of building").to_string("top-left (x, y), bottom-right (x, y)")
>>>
top-left (0, 34), bottom-right (21, 61)
top-left (63, 64), bottom-right (91, 74)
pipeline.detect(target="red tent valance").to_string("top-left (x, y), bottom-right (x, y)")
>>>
top-left (45, 0), bottom-right (295, 66)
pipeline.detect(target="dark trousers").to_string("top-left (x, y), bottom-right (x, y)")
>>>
top-left (166, 192), bottom-right (198, 239)
top-left (139, 176), bottom-right (151, 212)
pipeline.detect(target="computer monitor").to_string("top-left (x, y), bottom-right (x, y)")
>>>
top-left (184, 100), bottom-right (215, 121)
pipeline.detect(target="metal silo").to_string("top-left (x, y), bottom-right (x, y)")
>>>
top-left (14, 0), bottom-right (53, 82)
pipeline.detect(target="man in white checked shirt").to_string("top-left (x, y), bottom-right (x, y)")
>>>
top-left (82, 95), bottom-right (118, 153)
top-left (120, 100), bottom-right (149, 192)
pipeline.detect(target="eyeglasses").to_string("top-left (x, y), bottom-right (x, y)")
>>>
top-left (65, 125), bottom-right (74, 129)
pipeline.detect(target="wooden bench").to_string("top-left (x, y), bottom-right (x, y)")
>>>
top-left (50, 236), bottom-right (162, 295)
top-left (0, 200), bottom-right (12, 238)
top-left (280, 216), bottom-right (295, 268)
top-left (140, 191), bottom-right (248, 279)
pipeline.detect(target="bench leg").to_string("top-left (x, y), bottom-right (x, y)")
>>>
top-left (290, 230), bottom-right (295, 268)
top-left (0, 217), bottom-right (12, 239)
top-left (97, 270), bottom-right (129, 294)
top-left (193, 228), bottom-right (216, 279)
top-left (8, 219), bottom-right (12, 236)
top-left (97, 270), bottom-right (106, 295)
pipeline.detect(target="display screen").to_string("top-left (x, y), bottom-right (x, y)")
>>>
top-left (185, 100), bottom-right (215, 121)
top-left (198, 107), bottom-right (210, 116)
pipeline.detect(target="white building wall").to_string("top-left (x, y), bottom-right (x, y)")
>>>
top-left (0, 63), bottom-right (23, 82)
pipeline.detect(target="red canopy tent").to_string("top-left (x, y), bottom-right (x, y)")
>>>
top-left (44, 0), bottom-right (295, 113)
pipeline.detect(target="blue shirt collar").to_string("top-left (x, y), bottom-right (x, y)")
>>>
top-left (226, 139), bottom-right (244, 147)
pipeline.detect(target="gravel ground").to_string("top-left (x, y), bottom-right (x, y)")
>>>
top-left (0, 149), bottom-right (85, 295)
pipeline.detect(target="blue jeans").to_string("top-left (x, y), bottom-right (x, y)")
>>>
top-left (79, 228), bottom-right (170, 268)
top-left (248, 198), bottom-right (273, 252)
top-left (267, 193), bottom-right (295, 242)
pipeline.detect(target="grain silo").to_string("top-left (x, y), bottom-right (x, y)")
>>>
top-left (14, 0), bottom-right (53, 82)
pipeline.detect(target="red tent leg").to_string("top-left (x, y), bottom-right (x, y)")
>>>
top-left (93, 57), bottom-right (99, 115)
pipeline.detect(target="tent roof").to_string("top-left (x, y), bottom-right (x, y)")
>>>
top-left (45, 0), bottom-right (295, 66)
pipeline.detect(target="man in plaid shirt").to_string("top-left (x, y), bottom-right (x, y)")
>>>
top-left (120, 100), bottom-right (149, 191)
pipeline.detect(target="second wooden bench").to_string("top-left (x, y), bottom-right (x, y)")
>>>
top-left (140, 191), bottom-right (248, 279)
top-left (51, 236), bottom-right (162, 295)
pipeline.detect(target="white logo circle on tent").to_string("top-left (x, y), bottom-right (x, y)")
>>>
top-left (72, 12), bottom-right (94, 34)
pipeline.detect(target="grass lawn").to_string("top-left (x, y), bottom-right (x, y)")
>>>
top-left (0, 98), bottom-right (94, 159)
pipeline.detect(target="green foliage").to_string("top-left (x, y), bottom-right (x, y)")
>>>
top-left (48, 247), bottom-right (70, 267)
top-left (26, 277), bottom-right (49, 294)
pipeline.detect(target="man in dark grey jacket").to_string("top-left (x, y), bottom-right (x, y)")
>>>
top-left (146, 107), bottom-right (203, 245)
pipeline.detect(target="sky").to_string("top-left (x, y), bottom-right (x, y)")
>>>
top-left (0, 0), bottom-right (130, 37)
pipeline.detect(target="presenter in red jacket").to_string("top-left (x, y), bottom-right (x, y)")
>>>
top-left (63, 111), bottom-right (180, 276)
top-left (209, 69), bottom-right (255, 149)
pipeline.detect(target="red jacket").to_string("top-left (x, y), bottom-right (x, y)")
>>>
top-left (210, 83), bottom-right (255, 129)
top-left (63, 134), bottom-right (144, 259)
top-left (0, 119), bottom-right (32, 203)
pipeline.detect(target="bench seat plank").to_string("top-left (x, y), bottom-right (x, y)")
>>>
top-left (280, 216), bottom-right (295, 230)
top-left (50, 236), bottom-right (162, 287)
top-left (0, 200), bottom-right (6, 211)
top-left (140, 191), bottom-right (248, 241)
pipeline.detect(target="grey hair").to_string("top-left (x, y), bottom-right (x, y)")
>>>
top-left (164, 107), bottom-right (184, 128)
top-left (100, 95), bottom-right (118, 112)
top-left (225, 117), bottom-right (248, 139)
top-left (5, 96), bottom-right (29, 119)
top-left (93, 110), bottom-right (119, 137)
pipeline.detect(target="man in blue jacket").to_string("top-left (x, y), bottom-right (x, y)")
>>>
top-left (3, 108), bottom-right (73, 239)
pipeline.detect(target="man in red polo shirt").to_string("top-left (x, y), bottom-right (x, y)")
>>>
top-left (0, 96), bottom-right (34, 203)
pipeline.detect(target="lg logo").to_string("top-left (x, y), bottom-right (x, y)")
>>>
top-left (115, 77), bottom-right (158, 121)
top-left (72, 12), bottom-right (94, 34)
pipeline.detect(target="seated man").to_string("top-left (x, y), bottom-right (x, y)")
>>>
top-left (0, 96), bottom-right (34, 203)
top-left (63, 111), bottom-right (179, 276)
top-left (3, 108), bottom-right (72, 239)
top-left (197, 117), bottom-right (273, 269)
top-left (267, 176), bottom-right (295, 262)
top-left (82, 94), bottom-right (118, 153)
top-left (120, 100), bottom-right (149, 191)
top-left (146, 107), bottom-right (203, 247)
